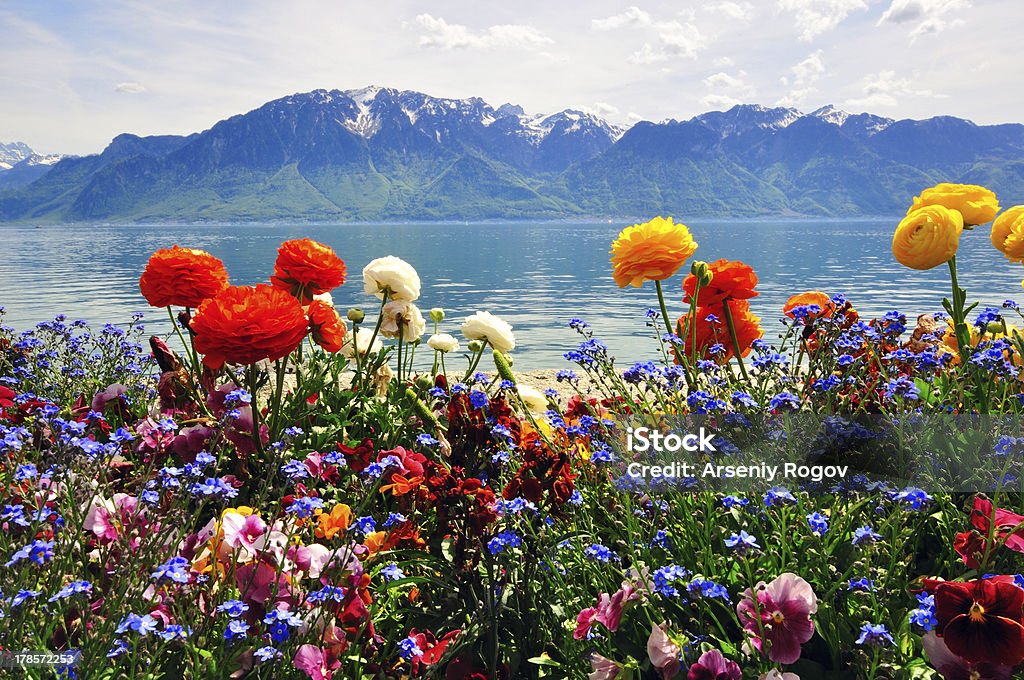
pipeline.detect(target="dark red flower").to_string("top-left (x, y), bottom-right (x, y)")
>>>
top-left (954, 531), bottom-right (988, 570)
top-left (0, 385), bottom-right (15, 409)
top-left (934, 579), bottom-right (1024, 666)
top-left (971, 496), bottom-right (1024, 553)
top-left (336, 438), bottom-right (375, 473)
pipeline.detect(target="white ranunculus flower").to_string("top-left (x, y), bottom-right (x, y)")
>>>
top-left (362, 256), bottom-right (421, 301)
top-left (427, 333), bottom-right (460, 353)
top-left (380, 300), bottom-right (426, 341)
top-left (312, 291), bottom-right (334, 307)
top-left (461, 311), bottom-right (515, 353)
top-left (341, 327), bottom-right (383, 358)
top-left (516, 384), bottom-right (549, 413)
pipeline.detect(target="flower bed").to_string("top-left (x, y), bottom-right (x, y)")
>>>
top-left (1, 184), bottom-right (1024, 679)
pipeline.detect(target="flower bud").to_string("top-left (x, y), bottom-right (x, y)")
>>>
top-left (347, 308), bottom-right (365, 324)
top-left (691, 260), bottom-right (714, 288)
top-left (467, 340), bottom-right (484, 352)
top-left (429, 308), bottom-right (445, 323)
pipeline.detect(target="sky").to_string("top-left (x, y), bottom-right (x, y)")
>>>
top-left (1, 0), bottom-right (1020, 155)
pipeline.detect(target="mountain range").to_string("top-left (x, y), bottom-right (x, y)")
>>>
top-left (1, 86), bottom-right (1022, 222)
top-left (0, 141), bottom-right (65, 191)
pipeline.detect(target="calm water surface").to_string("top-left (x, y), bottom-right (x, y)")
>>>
top-left (1, 220), bottom-right (1021, 369)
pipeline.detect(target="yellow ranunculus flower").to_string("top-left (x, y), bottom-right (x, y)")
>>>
top-left (610, 216), bottom-right (697, 288)
top-left (909, 183), bottom-right (1000, 226)
top-left (892, 205), bottom-right (964, 270)
top-left (991, 206), bottom-right (1024, 262)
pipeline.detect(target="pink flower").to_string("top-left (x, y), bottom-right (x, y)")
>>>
top-left (688, 649), bottom-right (741, 680)
top-left (922, 631), bottom-right (1013, 680)
top-left (574, 581), bottom-right (642, 640)
top-left (92, 383), bottom-right (128, 413)
top-left (647, 622), bottom-right (681, 679)
top-left (737, 572), bottom-right (817, 664)
top-left (85, 493), bottom-right (140, 543)
top-left (220, 512), bottom-right (272, 556)
top-left (235, 560), bottom-right (291, 605)
top-left (759, 672), bottom-right (800, 680)
top-left (294, 644), bottom-right (340, 680)
top-left (288, 543), bottom-right (336, 579)
top-left (589, 652), bottom-right (624, 680)
top-left (171, 424), bottom-right (213, 461)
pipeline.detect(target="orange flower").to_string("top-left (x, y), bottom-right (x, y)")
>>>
top-left (381, 474), bottom-right (423, 496)
top-left (315, 503), bottom-right (352, 540)
top-left (271, 238), bottom-right (347, 303)
top-left (676, 299), bottom-right (762, 363)
top-left (362, 531), bottom-right (387, 557)
top-left (139, 245), bottom-right (229, 308)
top-left (308, 300), bottom-right (346, 352)
top-left (191, 284), bottom-right (309, 369)
top-left (783, 292), bottom-right (835, 320)
top-left (610, 216), bottom-right (698, 288)
top-left (682, 259), bottom-right (758, 306)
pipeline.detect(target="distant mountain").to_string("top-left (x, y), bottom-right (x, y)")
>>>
top-left (2, 88), bottom-right (1022, 222)
top-left (0, 142), bottom-right (66, 190)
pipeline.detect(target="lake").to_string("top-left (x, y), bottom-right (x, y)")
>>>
top-left (1, 219), bottom-right (1022, 370)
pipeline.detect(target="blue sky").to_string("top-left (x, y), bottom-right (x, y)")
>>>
top-left (1, 0), bottom-right (1019, 154)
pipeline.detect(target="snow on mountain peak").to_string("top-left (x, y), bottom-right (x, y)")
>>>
top-left (811, 105), bottom-right (851, 126)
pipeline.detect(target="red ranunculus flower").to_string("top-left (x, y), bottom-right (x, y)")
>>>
top-left (271, 238), bottom-right (346, 303)
top-left (934, 579), bottom-right (1024, 666)
top-left (191, 284), bottom-right (309, 369)
top-left (308, 299), bottom-right (346, 352)
top-left (682, 259), bottom-right (759, 306)
top-left (139, 245), bottom-right (229, 308)
top-left (676, 299), bottom-right (763, 363)
top-left (783, 291), bottom-right (834, 321)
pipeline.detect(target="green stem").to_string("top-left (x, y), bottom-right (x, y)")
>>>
top-left (947, 256), bottom-right (972, 368)
top-left (722, 300), bottom-right (750, 381)
top-left (654, 279), bottom-right (675, 342)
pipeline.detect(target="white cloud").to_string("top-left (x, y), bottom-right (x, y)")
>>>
top-left (777, 0), bottom-right (869, 41)
top-left (701, 70), bottom-right (753, 109)
top-left (878, 0), bottom-right (970, 41)
top-left (776, 87), bottom-right (817, 107)
top-left (845, 69), bottom-right (945, 109)
top-left (708, 2), bottom-right (755, 21)
top-left (415, 14), bottom-right (553, 50)
top-left (791, 50), bottom-right (825, 86)
top-left (714, 56), bottom-right (735, 67)
top-left (592, 6), bottom-right (652, 30)
top-left (704, 72), bottom-right (747, 91)
top-left (700, 93), bottom-right (743, 109)
top-left (114, 81), bottom-right (147, 94)
top-left (593, 101), bottom-right (620, 116)
top-left (629, 19), bottom-right (706, 63)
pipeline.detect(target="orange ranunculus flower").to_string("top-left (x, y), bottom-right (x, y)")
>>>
top-left (991, 206), bottom-right (1024, 262)
top-left (610, 216), bottom-right (698, 288)
top-left (682, 259), bottom-right (758, 306)
top-left (315, 503), bottom-right (352, 540)
top-left (893, 205), bottom-right (964, 270)
top-left (139, 245), bottom-right (229, 308)
top-left (191, 284), bottom-right (309, 369)
top-left (270, 238), bottom-right (347, 303)
top-left (308, 300), bottom-right (346, 352)
top-left (909, 183), bottom-right (1000, 226)
top-left (676, 299), bottom-right (762, 363)
top-left (783, 291), bottom-right (835, 320)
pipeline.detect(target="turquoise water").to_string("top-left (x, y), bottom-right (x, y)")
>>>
top-left (1, 219), bottom-right (1022, 369)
